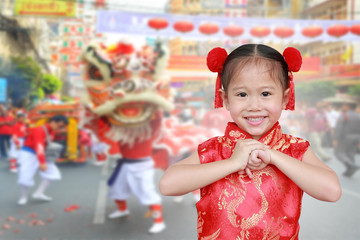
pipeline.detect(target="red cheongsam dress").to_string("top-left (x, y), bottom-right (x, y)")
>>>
top-left (196, 122), bottom-right (309, 240)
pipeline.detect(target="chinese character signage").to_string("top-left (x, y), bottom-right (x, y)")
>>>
top-left (14, 0), bottom-right (77, 18)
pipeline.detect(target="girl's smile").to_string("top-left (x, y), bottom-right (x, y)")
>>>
top-left (244, 116), bottom-right (267, 126)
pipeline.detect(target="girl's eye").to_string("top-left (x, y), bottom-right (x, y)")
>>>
top-left (261, 92), bottom-right (271, 97)
top-left (238, 92), bottom-right (247, 97)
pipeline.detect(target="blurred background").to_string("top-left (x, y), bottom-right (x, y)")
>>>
top-left (0, 0), bottom-right (359, 240)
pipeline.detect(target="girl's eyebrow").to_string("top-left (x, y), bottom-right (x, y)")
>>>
top-left (231, 85), bottom-right (276, 91)
top-left (231, 86), bottom-right (245, 91)
top-left (231, 86), bottom-right (248, 93)
top-left (261, 86), bottom-right (276, 90)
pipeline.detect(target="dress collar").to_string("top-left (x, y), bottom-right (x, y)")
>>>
top-left (224, 122), bottom-right (283, 147)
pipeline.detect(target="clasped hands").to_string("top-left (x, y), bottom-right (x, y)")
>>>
top-left (230, 139), bottom-right (271, 179)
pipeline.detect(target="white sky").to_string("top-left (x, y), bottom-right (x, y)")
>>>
top-left (96, 0), bottom-right (169, 46)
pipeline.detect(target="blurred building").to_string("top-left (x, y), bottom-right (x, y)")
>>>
top-left (0, 0), bottom-right (107, 100)
top-left (300, 0), bottom-right (358, 66)
top-left (0, 0), bottom-right (52, 72)
top-left (299, 0), bottom-right (360, 95)
top-left (169, 0), bottom-right (223, 15)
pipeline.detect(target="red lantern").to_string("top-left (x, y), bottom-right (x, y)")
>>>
top-left (199, 23), bottom-right (220, 35)
top-left (223, 25), bottom-right (244, 37)
top-left (250, 26), bottom-right (270, 38)
top-left (302, 26), bottom-right (323, 38)
top-left (274, 26), bottom-right (294, 38)
top-left (95, 0), bottom-right (106, 8)
top-left (148, 18), bottom-right (169, 30)
top-left (349, 24), bottom-right (360, 35)
top-left (326, 24), bottom-right (349, 37)
top-left (173, 21), bottom-right (194, 33)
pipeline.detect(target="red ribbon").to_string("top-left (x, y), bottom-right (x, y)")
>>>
top-left (285, 72), bottom-right (295, 111)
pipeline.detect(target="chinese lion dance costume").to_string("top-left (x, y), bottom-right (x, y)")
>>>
top-left (80, 41), bottom-right (215, 234)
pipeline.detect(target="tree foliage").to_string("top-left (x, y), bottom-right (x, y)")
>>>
top-left (295, 81), bottom-right (336, 104)
top-left (0, 56), bottom-right (42, 107)
top-left (41, 73), bottom-right (62, 95)
top-left (348, 84), bottom-right (360, 97)
top-left (0, 55), bottom-right (62, 108)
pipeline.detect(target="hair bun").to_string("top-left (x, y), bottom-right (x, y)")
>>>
top-left (207, 47), bottom-right (228, 73)
top-left (283, 47), bottom-right (302, 72)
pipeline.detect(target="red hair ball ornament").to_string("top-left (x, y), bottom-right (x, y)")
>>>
top-left (207, 47), bottom-right (228, 72)
top-left (283, 47), bottom-right (302, 72)
top-left (207, 47), bottom-right (228, 108)
top-left (283, 47), bottom-right (302, 111)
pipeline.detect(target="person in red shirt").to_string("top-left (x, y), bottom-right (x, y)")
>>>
top-left (105, 111), bottom-right (165, 233)
top-left (17, 115), bottom-right (68, 205)
top-left (8, 110), bottom-right (27, 172)
top-left (0, 103), bottom-right (15, 160)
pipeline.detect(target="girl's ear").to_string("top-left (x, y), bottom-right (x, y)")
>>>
top-left (282, 88), bottom-right (290, 109)
top-left (219, 89), bottom-right (229, 110)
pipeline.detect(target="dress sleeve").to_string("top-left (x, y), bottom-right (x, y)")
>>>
top-left (290, 137), bottom-right (310, 161)
top-left (197, 137), bottom-right (219, 164)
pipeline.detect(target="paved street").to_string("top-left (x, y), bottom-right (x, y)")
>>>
top-left (0, 150), bottom-right (359, 240)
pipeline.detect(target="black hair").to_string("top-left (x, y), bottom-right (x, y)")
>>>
top-left (49, 114), bottom-right (69, 125)
top-left (220, 44), bottom-right (289, 92)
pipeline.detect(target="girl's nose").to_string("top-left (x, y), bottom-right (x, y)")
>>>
top-left (247, 97), bottom-right (262, 111)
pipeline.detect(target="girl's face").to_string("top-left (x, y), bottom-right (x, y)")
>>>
top-left (220, 63), bottom-right (289, 140)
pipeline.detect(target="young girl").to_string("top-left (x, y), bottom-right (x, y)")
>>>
top-left (159, 44), bottom-right (341, 239)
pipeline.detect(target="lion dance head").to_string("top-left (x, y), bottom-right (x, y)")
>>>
top-left (81, 41), bottom-right (173, 131)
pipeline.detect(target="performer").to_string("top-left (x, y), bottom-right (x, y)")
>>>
top-left (81, 41), bottom-right (173, 234)
top-left (333, 102), bottom-right (360, 177)
top-left (160, 44), bottom-right (341, 239)
top-left (106, 111), bottom-right (165, 233)
top-left (91, 132), bottom-right (107, 166)
top-left (8, 110), bottom-right (27, 172)
top-left (0, 103), bottom-right (14, 160)
top-left (17, 115), bottom-right (68, 205)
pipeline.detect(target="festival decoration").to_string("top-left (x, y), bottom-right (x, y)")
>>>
top-left (274, 26), bottom-right (294, 38)
top-left (97, 11), bottom-right (360, 42)
top-left (350, 24), bottom-right (360, 35)
top-left (250, 26), bottom-right (271, 38)
top-left (223, 24), bottom-right (244, 37)
top-left (173, 20), bottom-right (194, 33)
top-left (199, 23), bottom-right (220, 35)
top-left (148, 18), bottom-right (169, 30)
top-left (302, 25), bottom-right (323, 38)
top-left (326, 24), bottom-right (349, 37)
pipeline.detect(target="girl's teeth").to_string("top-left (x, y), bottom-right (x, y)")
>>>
top-left (248, 117), bottom-right (263, 121)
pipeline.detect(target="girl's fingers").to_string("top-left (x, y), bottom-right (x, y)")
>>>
top-left (250, 150), bottom-right (261, 162)
top-left (245, 167), bottom-right (253, 179)
top-left (249, 151), bottom-right (262, 165)
top-left (238, 168), bottom-right (253, 178)
top-left (257, 149), bottom-right (271, 164)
